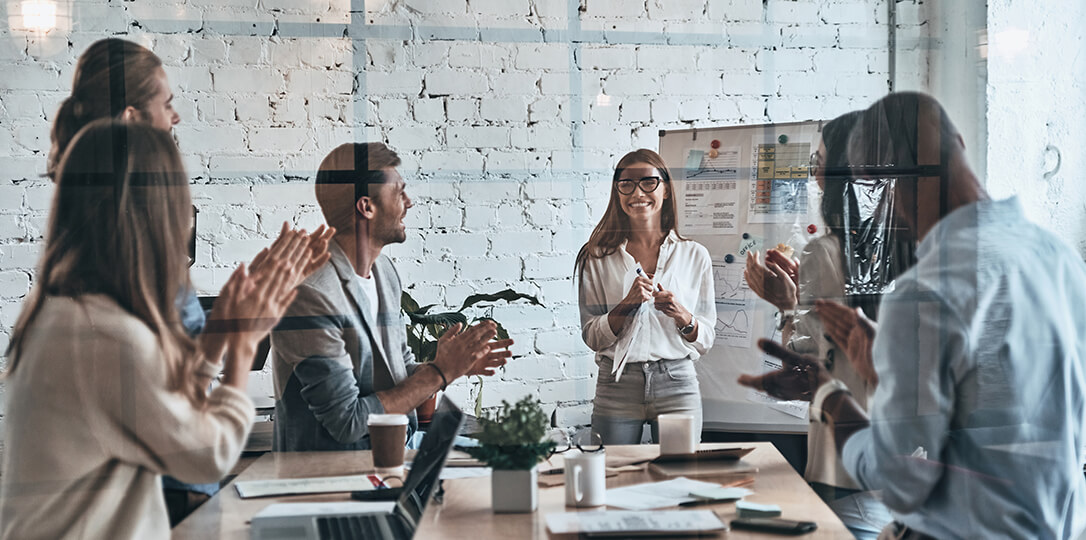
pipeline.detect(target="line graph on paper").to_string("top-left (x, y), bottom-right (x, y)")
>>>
top-left (713, 260), bottom-right (755, 348)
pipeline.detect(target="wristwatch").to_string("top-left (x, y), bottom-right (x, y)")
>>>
top-left (775, 309), bottom-right (797, 331)
top-left (678, 319), bottom-right (696, 335)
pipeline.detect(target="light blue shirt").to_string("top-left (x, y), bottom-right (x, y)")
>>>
top-left (842, 197), bottom-right (1086, 539)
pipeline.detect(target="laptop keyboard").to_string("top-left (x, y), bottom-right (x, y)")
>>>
top-left (317, 515), bottom-right (384, 539)
top-left (316, 515), bottom-right (410, 540)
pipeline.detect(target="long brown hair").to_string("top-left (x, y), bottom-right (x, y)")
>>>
top-left (48, 38), bottom-right (164, 179)
top-left (8, 120), bottom-right (200, 402)
top-left (575, 149), bottom-right (683, 278)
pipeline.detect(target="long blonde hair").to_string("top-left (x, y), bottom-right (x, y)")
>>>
top-left (575, 149), bottom-right (683, 278)
top-left (48, 38), bottom-right (165, 179)
top-left (7, 120), bottom-right (200, 402)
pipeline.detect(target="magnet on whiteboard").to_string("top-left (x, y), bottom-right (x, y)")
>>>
top-left (742, 232), bottom-right (750, 239)
top-left (708, 149), bottom-right (719, 159)
top-left (710, 139), bottom-right (721, 149)
top-left (724, 254), bottom-right (735, 264)
top-left (778, 134), bottom-right (789, 144)
top-left (807, 224), bottom-right (817, 234)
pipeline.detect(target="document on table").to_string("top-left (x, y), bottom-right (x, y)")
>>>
top-left (234, 474), bottom-right (378, 499)
top-left (546, 510), bottom-right (727, 535)
top-left (605, 477), bottom-right (724, 510)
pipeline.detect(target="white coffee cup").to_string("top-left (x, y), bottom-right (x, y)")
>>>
top-left (368, 413), bottom-right (409, 479)
top-left (564, 450), bottom-right (606, 507)
top-left (657, 413), bottom-right (697, 455)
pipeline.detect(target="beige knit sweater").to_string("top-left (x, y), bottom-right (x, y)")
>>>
top-left (0, 295), bottom-right (254, 539)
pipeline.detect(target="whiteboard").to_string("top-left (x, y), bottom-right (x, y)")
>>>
top-left (658, 121), bottom-right (826, 433)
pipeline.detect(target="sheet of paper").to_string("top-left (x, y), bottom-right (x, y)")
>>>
top-left (545, 510), bottom-right (726, 535)
top-left (438, 467), bottom-right (491, 479)
top-left (745, 353), bottom-right (811, 419)
top-left (747, 139), bottom-right (811, 224)
top-left (235, 474), bottom-right (378, 499)
top-left (681, 147), bottom-right (742, 234)
top-left (253, 501), bottom-right (395, 519)
top-left (689, 486), bottom-right (753, 500)
top-left (605, 477), bottom-right (723, 510)
top-left (713, 259), bottom-right (756, 348)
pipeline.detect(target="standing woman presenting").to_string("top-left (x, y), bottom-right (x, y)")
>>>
top-left (576, 149), bottom-right (716, 445)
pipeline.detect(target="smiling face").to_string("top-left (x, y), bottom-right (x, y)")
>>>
top-left (615, 163), bottom-right (669, 222)
top-left (138, 67), bottom-right (180, 131)
top-left (369, 167), bottom-right (413, 245)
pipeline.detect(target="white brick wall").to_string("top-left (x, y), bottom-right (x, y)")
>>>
top-left (0, 0), bottom-right (919, 441)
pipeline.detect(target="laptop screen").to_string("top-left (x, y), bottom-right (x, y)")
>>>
top-left (393, 396), bottom-right (464, 528)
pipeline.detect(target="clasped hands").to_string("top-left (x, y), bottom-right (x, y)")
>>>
top-left (616, 271), bottom-right (694, 328)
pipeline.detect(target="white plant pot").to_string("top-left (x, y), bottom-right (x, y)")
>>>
top-left (491, 466), bottom-right (538, 513)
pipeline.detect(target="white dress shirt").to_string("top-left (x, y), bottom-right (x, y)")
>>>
top-left (578, 231), bottom-right (716, 363)
top-left (842, 197), bottom-right (1086, 539)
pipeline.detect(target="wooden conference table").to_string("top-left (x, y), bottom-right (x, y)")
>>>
top-left (173, 442), bottom-right (849, 539)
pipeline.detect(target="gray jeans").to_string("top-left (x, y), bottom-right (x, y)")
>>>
top-left (591, 357), bottom-right (703, 445)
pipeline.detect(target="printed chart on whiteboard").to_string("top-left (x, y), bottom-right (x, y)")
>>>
top-left (747, 141), bottom-right (811, 224)
top-left (713, 260), bottom-right (755, 349)
top-left (681, 147), bottom-right (741, 234)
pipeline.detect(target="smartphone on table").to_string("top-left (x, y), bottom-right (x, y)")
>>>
top-left (730, 517), bottom-right (817, 535)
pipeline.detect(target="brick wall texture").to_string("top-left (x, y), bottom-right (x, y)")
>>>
top-left (0, 0), bottom-right (926, 437)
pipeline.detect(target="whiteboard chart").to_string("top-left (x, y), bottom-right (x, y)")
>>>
top-left (660, 121), bottom-right (825, 433)
top-left (713, 260), bottom-right (754, 349)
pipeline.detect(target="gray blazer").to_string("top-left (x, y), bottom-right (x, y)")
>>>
top-left (271, 242), bottom-right (419, 451)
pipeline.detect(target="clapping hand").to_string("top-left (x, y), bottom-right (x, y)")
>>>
top-left (816, 300), bottom-right (878, 386)
top-left (737, 339), bottom-right (829, 402)
top-left (466, 337), bottom-right (515, 376)
top-left (744, 250), bottom-right (799, 312)
top-left (202, 223), bottom-right (333, 385)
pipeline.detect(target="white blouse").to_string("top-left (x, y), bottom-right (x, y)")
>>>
top-left (578, 232), bottom-right (716, 363)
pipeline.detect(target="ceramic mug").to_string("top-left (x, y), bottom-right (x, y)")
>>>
top-left (564, 450), bottom-right (606, 507)
top-left (658, 413), bottom-right (697, 455)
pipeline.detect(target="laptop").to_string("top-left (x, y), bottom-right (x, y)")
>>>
top-left (250, 396), bottom-right (465, 540)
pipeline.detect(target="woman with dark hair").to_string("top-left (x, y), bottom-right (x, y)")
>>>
top-left (0, 120), bottom-right (328, 539)
top-left (743, 112), bottom-right (892, 539)
top-left (576, 149), bottom-right (716, 445)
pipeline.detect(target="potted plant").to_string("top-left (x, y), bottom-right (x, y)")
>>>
top-left (401, 288), bottom-right (542, 418)
top-left (464, 395), bottom-right (556, 513)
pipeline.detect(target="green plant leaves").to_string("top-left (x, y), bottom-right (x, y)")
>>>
top-left (465, 396), bottom-right (554, 469)
top-left (458, 289), bottom-right (542, 312)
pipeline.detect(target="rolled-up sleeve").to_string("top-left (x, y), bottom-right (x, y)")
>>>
top-left (841, 283), bottom-right (964, 513)
top-left (579, 259), bottom-right (620, 352)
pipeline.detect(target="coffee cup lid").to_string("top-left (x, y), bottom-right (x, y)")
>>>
top-left (367, 413), bottom-right (409, 426)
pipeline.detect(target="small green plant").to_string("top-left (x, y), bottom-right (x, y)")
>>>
top-left (401, 288), bottom-right (542, 415)
top-left (465, 396), bottom-right (556, 470)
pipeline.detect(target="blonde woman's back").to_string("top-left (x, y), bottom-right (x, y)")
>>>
top-left (0, 294), bottom-right (253, 540)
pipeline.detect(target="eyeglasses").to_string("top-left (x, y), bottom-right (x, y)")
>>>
top-left (615, 176), bottom-right (662, 195)
top-left (548, 428), bottom-right (604, 456)
top-left (809, 152), bottom-right (825, 170)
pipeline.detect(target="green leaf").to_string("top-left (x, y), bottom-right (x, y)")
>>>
top-left (405, 310), bottom-right (468, 327)
top-left (458, 289), bottom-right (542, 312)
top-left (401, 291), bottom-right (420, 313)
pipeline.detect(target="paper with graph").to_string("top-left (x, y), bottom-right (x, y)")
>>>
top-left (681, 147), bottom-right (742, 234)
top-left (713, 259), bottom-right (755, 348)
